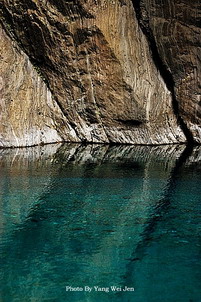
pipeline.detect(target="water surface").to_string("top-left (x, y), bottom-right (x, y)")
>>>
top-left (0, 144), bottom-right (201, 302)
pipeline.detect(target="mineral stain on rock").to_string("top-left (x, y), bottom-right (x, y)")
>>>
top-left (0, 0), bottom-right (200, 147)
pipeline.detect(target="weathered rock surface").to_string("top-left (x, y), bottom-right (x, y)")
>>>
top-left (0, 26), bottom-right (78, 147)
top-left (0, 0), bottom-right (200, 146)
top-left (135, 0), bottom-right (201, 143)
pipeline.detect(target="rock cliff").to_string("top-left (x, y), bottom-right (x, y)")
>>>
top-left (134, 0), bottom-right (201, 143)
top-left (0, 0), bottom-right (200, 147)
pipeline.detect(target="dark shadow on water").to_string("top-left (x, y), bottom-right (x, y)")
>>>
top-left (127, 144), bottom-right (195, 261)
top-left (122, 145), bottom-right (201, 302)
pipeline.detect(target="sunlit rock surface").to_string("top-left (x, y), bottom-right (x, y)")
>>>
top-left (0, 0), bottom-right (194, 146)
top-left (0, 27), bottom-right (79, 147)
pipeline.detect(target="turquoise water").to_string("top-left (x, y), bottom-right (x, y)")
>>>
top-left (0, 144), bottom-right (201, 302)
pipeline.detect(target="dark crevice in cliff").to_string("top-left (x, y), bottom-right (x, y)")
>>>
top-left (0, 7), bottom-right (24, 51)
top-left (115, 119), bottom-right (144, 127)
top-left (132, 0), bottom-right (195, 145)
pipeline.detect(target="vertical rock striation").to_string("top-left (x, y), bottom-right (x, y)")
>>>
top-left (0, 25), bottom-right (79, 147)
top-left (134, 0), bottom-right (201, 143)
top-left (0, 0), bottom-right (199, 146)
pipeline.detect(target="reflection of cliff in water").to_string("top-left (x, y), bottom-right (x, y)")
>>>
top-left (1, 144), bottom-right (200, 302)
top-left (123, 146), bottom-right (201, 302)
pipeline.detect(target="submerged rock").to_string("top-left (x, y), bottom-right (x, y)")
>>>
top-left (0, 0), bottom-right (200, 146)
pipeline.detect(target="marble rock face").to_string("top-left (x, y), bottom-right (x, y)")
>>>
top-left (0, 0), bottom-right (200, 147)
top-left (135, 0), bottom-right (201, 143)
top-left (0, 26), bottom-right (79, 147)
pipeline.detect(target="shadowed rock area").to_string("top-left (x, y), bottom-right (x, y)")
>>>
top-left (0, 0), bottom-right (200, 146)
top-left (133, 0), bottom-right (201, 143)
